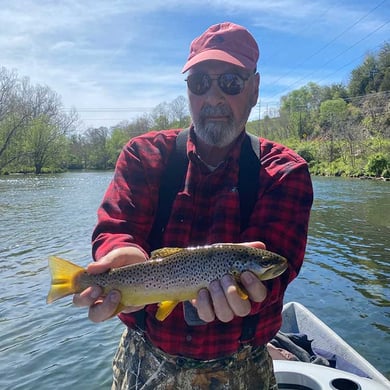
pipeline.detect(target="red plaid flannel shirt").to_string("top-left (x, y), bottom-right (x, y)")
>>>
top-left (92, 127), bottom-right (313, 360)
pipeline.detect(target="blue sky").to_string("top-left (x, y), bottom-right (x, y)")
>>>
top-left (1, 0), bottom-right (389, 129)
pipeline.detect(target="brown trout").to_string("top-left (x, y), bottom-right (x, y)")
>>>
top-left (47, 244), bottom-right (287, 321)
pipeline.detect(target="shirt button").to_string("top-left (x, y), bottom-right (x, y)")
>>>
top-left (186, 335), bottom-right (192, 342)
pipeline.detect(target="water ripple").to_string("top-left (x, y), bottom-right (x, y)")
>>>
top-left (1, 173), bottom-right (389, 387)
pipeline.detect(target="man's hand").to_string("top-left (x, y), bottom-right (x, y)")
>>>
top-left (194, 241), bottom-right (268, 323)
top-left (72, 247), bottom-right (147, 323)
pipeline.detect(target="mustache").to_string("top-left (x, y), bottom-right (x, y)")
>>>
top-left (200, 104), bottom-right (232, 118)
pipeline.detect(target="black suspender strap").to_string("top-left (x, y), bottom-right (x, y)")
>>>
top-left (148, 128), bottom-right (190, 251)
top-left (238, 132), bottom-right (260, 232)
top-left (237, 135), bottom-right (261, 342)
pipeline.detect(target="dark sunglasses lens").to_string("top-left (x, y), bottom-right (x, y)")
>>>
top-left (187, 74), bottom-right (211, 95)
top-left (218, 74), bottom-right (244, 95)
top-left (186, 73), bottom-right (246, 95)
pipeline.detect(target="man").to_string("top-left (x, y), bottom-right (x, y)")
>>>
top-left (74, 22), bottom-right (313, 389)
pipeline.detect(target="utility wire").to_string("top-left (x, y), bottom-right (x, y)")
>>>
top-left (60, 107), bottom-right (154, 113)
top-left (271, 0), bottom-right (388, 88)
top-left (279, 20), bottom-right (389, 94)
top-left (268, 0), bottom-right (389, 100)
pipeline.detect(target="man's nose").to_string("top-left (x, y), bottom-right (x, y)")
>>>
top-left (203, 79), bottom-right (226, 104)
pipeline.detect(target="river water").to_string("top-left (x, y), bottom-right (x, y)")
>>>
top-left (0, 172), bottom-right (389, 389)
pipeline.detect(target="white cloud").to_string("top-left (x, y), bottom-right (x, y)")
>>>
top-left (0, 0), bottom-right (388, 129)
top-left (50, 41), bottom-right (76, 52)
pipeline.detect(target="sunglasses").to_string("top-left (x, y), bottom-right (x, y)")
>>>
top-left (185, 72), bottom-right (250, 96)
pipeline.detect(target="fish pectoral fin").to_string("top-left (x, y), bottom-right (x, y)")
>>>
top-left (150, 247), bottom-right (183, 259)
top-left (236, 283), bottom-right (249, 300)
top-left (232, 274), bottom-right (249, 300)
top-left (156, 301), bottom-right (179, 321)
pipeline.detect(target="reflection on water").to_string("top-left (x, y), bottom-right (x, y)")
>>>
top-left (0, 173), bottom-right (389, 389)
top-left (285, 177), bottom-right (389, 378)
top-left (0, 172), bottom-right (122, 390)
top-left (309, 177), bottom-right (389, 308)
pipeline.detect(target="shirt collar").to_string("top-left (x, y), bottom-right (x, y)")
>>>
top-left (187, 125), bottom-right (246, 170)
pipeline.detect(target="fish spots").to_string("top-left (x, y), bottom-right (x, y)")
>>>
top-left (83, 244), bottom-right (286, 303)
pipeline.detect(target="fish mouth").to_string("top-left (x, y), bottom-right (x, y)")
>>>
top-left (260, 262), bottom-right (288, 280)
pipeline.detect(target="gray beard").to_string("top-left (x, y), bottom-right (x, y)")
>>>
top-left (192, 105), bottom-right (241, 148)
top-left (195, 121), bottom-right (237, 148)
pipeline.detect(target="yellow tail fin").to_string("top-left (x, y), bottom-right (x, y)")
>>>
top-left (46, 256), bottom-right (85, 304)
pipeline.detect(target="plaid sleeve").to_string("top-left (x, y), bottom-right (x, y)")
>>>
top-left (243, 141), bottom-right (313, 314)
top-left (91, 130), bottom-right (178, 260)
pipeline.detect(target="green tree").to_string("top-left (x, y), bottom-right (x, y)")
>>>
top-left (376, 42), bottom-right (390, 92)
top-left (322, 83), bottom-right (349, 101)
top-left (120, 115), bottom-right (152, 139)
top-left (0, 70), bottom-right (33, 170)
top-left (319, 98), bottom-right (348, 128)
top-left (169, 95), bottom-right (191, 128)
top-left (319, 98), bottom-right (348, 162)
top-left (348, 43), bottom-right (390, 97)
top-left (106, 127), bottom-right (130, 165)
top-left (366, 153), bottom-right (389, 177)
top-left (22, 116), bottom-right (68, 174)
top-left (151, 102), bottom-right (171, 130)
top-left (67, 133), bottom-right (87, 169)
top-left (349, 55), bottom-right (378, 96)
top-left (0, 67), bottom-right (77, 173)
top-left (22, 85), bottom-right (77, 173)
top-left (280, 82), bottom-right (326, 139)
top-left (150, 96), bottom-right (190, 130)
top-left (84, 127), bottom-right (111, 169)
top-left (360, 92), bottom-right (390, 138)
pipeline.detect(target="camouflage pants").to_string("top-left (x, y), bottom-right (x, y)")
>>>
top-left (112, 328), bottom-right (278, 390)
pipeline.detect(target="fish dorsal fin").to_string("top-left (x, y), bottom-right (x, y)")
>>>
top-left (150, 247), bottom-right (183, 259)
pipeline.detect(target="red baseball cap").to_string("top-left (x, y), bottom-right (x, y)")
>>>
top-left (182, 22), bottom-right (259, 73)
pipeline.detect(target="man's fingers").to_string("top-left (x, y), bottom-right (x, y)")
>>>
top-left (87, 247), bottom-right (148, 275)
top-left (73, 287), bottom-right (122, 323)
top-left (73, 286), bottom-right (102, 307)
top-left (196, 274), bottom-right (258, 323)
top-left (220, 275), bottom-right (251, 317)
top-left (209, 280), bottom-right (235, 323)
top-left (86, 261), bottom-right (111, 274)
top-left (240, 271), bottom-right (267, 302)
top-left (88, 290), bottom-right (121, 323)
top-left (195, 289), bottom-right (215, 322)
top-left (241, 241), bottom-right (266, 249)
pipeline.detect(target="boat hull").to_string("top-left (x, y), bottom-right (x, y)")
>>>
top-left (274, 302), bottom-right (390, 389)
top-left (274, 360), bottom-right (389, 390)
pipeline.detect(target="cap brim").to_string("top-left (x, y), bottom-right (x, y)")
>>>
top-left (181, 49), bottom-right (248, 73)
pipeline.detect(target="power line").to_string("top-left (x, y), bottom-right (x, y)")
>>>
top-left (268, 1), bottom-right (389, 100)
top-left (270, 0), bottom-right (388, 88)
top-left (60, 107), bottom-right (154, 113)
top-left (297, 21), bottom-right (388, 87)
top-left (268, 19), bottom-right (389, 101)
